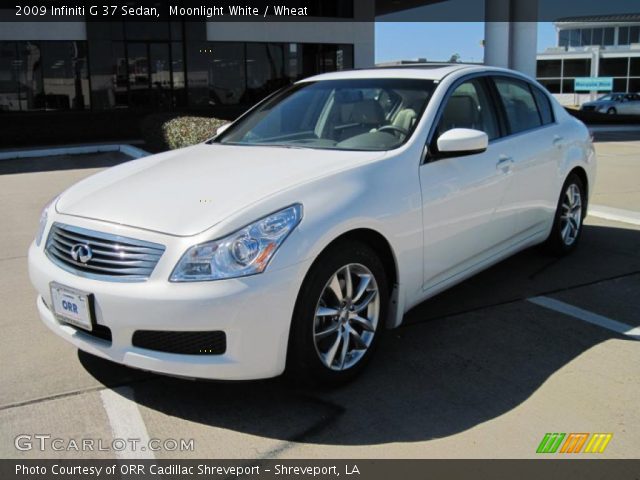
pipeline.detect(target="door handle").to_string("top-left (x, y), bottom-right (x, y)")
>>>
top-left (553, 135), bottom-right (564, 147)
top-left (496, 155), bottom-right (513, 172)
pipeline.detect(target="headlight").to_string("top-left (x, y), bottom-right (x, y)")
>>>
top-left (170, 204), bottom-right (303, 282)
top-left (35, 196), bottom-right (58, 247)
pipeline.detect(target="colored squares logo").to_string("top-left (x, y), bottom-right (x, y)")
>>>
top-left (537, 433), bottom-right (612, 454)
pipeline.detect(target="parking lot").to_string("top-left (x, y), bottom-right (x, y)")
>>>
top-left (0, 136), bottom-right (638, 459)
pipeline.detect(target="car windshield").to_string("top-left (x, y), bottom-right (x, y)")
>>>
top-left (214, 78), bottom-right (436, 151)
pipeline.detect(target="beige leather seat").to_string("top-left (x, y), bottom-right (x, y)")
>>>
top-left (392, 108), bottom-right (417, 131)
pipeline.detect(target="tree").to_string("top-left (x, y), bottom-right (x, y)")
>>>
top-left (448, 53), bottom-right (461, 63)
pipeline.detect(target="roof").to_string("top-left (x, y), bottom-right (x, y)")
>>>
top-left (300, 64), bottom-right (481, 82)
top-left (556, 13), bottom-right (640, 25)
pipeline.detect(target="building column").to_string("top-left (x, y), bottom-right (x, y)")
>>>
top-left (484, 0), bottom-right (538, 77)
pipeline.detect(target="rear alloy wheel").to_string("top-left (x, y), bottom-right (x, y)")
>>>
top-left (288, 241), bottom-right (388, 385)
top-left (607, 107), bottom-right (617, 115)
top-left (544, 173), bottom-right (586, 254)
top-left (559, 183), bottom-right (583, 247)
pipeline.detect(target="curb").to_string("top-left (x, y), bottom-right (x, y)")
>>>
top-left (0, 144), bottom-right (150, 161)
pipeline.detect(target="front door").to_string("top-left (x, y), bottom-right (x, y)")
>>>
top-left (419, 77), bottom-right (512, 291)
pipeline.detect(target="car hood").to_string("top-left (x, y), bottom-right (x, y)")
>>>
top-left (56, 144), bottom-right (386, 236)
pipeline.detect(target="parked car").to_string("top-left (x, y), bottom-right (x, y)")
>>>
top-left (29, 65), bottom-right (596, 384)
top-left (580, 92), bottom-right (640, 115)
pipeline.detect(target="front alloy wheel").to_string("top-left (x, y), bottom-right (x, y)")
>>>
top-left (288, 240), bottom-right (388, 384)
top-left (313, 264), bottom-right (380, 371)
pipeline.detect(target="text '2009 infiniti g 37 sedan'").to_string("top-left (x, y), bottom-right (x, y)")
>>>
top-left (29, 65), bottom-right (596, 384)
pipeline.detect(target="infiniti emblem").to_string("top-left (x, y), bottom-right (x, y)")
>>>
top-left (70, 244), bottom-right (93, 264)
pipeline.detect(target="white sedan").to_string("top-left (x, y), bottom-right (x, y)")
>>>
top-left (28, 65), bottom-right (596, 384)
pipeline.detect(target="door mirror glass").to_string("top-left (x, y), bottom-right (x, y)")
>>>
top-left (436, 128), bottom-right (488, 155)
top-left (216, 123), bottom-right (231, 136)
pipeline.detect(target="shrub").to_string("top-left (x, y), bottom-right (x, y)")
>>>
top-left (141, 113), bottom-right (228, 152)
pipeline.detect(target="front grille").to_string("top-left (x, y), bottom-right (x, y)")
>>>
top-left (45, 223), bottom-right (165, 282)
top-left (132, 330), bottom-right (227, 355)
top-left (581, 106), bottom-right (596, 112)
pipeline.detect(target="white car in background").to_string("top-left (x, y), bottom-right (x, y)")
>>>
top-left (29, 65), bottom-right (596, 384)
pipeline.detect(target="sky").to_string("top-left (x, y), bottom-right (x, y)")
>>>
top-left (375, 22), bottom-right (557, 64)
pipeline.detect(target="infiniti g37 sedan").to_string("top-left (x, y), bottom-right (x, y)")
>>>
top-left (29, 65), bottom-right (596, 383)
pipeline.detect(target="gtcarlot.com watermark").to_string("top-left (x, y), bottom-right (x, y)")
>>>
top-left (15, 434), bottom-right (194, 453)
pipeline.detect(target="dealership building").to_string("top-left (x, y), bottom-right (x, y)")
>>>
top-left (536, 14), bottom-right (640, 105)
top-left (0, 3), bottom-right (373, 114)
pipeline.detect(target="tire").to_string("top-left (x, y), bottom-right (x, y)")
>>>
top-left (607, 107), bottom-right (617, 115)
top-left (544, 173), bottom-right (586, 255)
top-left (287, 240), bottom-right (388, 385)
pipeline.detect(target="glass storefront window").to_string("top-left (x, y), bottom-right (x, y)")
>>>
top-left (3, 36), bottom-right (355, 112)
top-left (0, 42), bottom-right (20, 111)
top-left (41, 42), bottom-right (90, 110)
top-left (569, 29), bottom-right (580, 47)
top-left (603, 28), bottom-right (614, 46)
top-left (563, 59), bottom-right (590, 77)
top-left (337, 44), bottom-right (354, 71)
top-left (211, 43), bottom-right (246, 106)
top-left (619, 27), bottom-right (629, 46)
top-left (150, 43), bottom-right (172, 109)
top-left (537, 59), bottom-right (561, 78)
top-left (171, 42), bottom-right (186, 107)
top-left (88, 41), bottom-right (121, 109)
top-left (559, 30), bottom-right (569, 48)
top-left (127, 43), bottom-right (150, 107)
top-left (600, 57), bottom-right (628, 77)
top-left (538, 78), bottom-right (561, 94)
top-left (630, 58), bottom-right (640, 77)
top-left (187, 42), bottom-right (247, 107)
top-left (246, 43), bottom-right (287, 103)
top-left (592, 28), bottom-right (603, 46)
top-left (16, 41), bottom-right (43, 111)
top-left (612, 78), bottom-right (627, 92)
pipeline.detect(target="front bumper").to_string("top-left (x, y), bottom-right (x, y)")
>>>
top-left (28, 224), bottom-right (309, 380)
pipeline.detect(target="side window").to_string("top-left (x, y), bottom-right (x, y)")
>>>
top-left (531, 85), bottom-right (554, 125)
top-left (494, 77), bottom-right (542, 134)
top-left (436, 79), bottom-right (499, 141)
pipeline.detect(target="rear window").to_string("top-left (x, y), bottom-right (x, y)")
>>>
top-left (494, 77), bottom-right (542, 134)
top-left (531, 86), bottom-right (554, 125)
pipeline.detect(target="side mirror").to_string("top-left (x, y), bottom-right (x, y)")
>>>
top-left (436, 128), bottom-right (488, 156)
top-left (216, 123), bottom-right (231, 136)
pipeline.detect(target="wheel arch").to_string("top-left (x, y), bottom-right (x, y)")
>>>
top-left (568, 165), bottom-right (589, 207)
top-left (295, 227), bottom-right (401, 330)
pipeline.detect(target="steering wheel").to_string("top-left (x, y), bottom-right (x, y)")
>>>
top-left (377, 125), bottom-right (409, 137)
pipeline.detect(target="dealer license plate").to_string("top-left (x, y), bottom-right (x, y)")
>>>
top-left (49, 283), bottom-right (94, 331)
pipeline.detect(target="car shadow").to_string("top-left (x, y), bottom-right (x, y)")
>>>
top-left (79, 223), bottom-right (640, 446)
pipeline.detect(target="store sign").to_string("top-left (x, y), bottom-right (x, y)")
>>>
top-left (574, 77), bottom-right (613, 91)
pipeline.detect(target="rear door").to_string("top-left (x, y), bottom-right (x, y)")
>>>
top-left (489, 76), bottom-right (563, 240)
